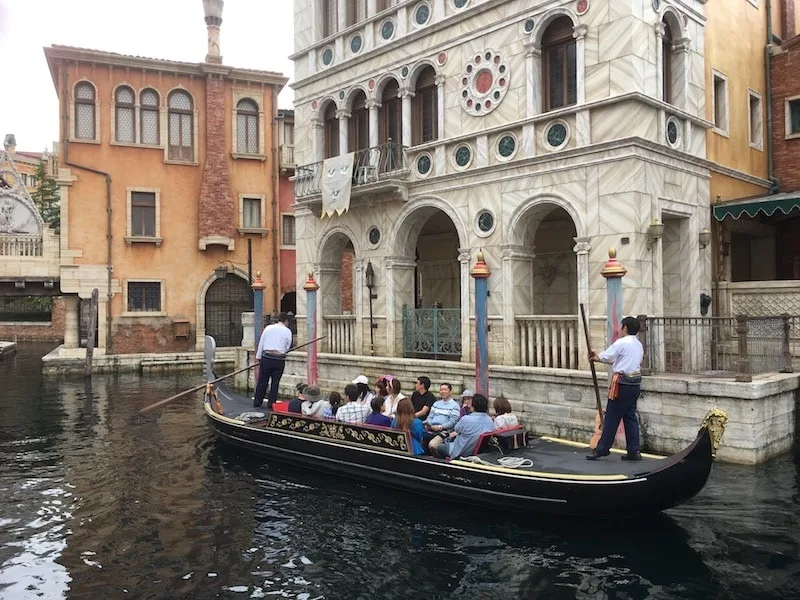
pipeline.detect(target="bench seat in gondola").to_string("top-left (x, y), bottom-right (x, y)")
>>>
top-left (473, 426), bottom-right (528, 455)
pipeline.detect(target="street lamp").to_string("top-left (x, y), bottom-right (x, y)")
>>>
top-left (365, 260), bottom-right (378, 355)
top-left (214, 239), bottom-right (254, 282)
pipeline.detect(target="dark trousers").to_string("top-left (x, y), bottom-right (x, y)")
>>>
top-left (254, 356), bottom-right (285, 409)
top-left (596, 383), bottom-right (641, 455)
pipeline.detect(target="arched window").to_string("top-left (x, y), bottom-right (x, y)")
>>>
top-left (380, 80), bottom-right (402, 170)
top-left (542, 16), bottom-right (577, 111)
top-left (346, 0), bottom-right (367, 25)
top-left (662, 22), bottom-right (673, 104)
top-left (348, 91), bottom-right (369, 153)
top-left (168, 90), bottom-right (194, 161)
top-left (323, 0), bottom-right (337, 38)
top-left (74, 82), bottom-right (96, 139)
top-left (323, 102), bottom-right (339, 158)
top-left (115, 86), bottom-right (135, 143)
top-left (237, 98), bottom-right (259, 153)
top-left (412, 66), bottom-right (438, 145)
top-left (140, 89), bottom-right (160, 145)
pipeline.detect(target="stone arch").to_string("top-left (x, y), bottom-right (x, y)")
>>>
top-left (507, 192), bottom-right (585, 245)
top-left (373, 73), bottom-right (402, 101)
top-left (318, 223), bottom-right (361, 263)
top-left (407, 59), bottom-right (440, 88)
top-left (342, 85), bottom-right (370, 111)
top-left (660, 5), bottom-right (687, 40)
top-left (165, 85), bottom-right (195, 106)
top-left (390, 196), bottom-right (468, 257)
top-left (195, 267), bottom-right (252, 348)
top-left (530, 7), bottom-right (580, 46)
top-left (110, 82), bottom-right (136, 103)
top-left (316, 95), bottom-right (340, 114)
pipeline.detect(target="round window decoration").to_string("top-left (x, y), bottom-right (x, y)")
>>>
top-left (652, 0), bottom-right (661, 11)
top-left (523, 19), bottom-right (535, 34)
top-left (380, 19), bottom-right (395, 40)
top-left (498, 134), bottom-right (517, 158)
top-left (368, 227), bottom-right (381, 247)
top-left (414, 2), bottom-right (431, 25)
top-left (666, 116), bottom-right (681, 147)
top-left (350, 34), bottom-right (363, 54)
top-left (401, 65), bottom-right (409, 78)
top-left (458, 49), bottom-right (510, 116)
top-left (416, 153), bottom-right (432, 176)
top-left (453, 0), bottom-right (469, 8)
top-left (476, 210), bottom-right (496, 236)
top-left (454, 144), bottom-right (472, 168)
top-left (321, 46), bottom-right (334, 66)
top-left (545, 121), bottom-right (569, 150)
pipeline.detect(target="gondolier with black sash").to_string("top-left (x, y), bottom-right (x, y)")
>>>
top-left (586, 316), bottom-right (644, 462)
top-left (254, 312), bottom-right (293, 410)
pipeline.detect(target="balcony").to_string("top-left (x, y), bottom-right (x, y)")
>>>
top-left (279, 144), bottom-right (294, 172)
top-left (294, 142), bottom-right (409, 201)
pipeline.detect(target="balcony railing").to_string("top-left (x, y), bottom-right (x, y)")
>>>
top-left (279, 144), bottom-right (294, 168)
top-left (516, 316), bottom-right (580, 369)
top-left (295, 141), bottom-right (408, 199)
top-left (0, 234), bottom-right (43, 257)
top-left (324, 315), bottom-right (356, 354)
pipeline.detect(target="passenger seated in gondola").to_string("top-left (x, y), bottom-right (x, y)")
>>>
top-left (301, 385), bottom-right (329, 418)
top-left (391, 398), bottom-right (425, 455)
top-left (492, 396), bottom-right (519, 429)
top-left (459, 389), bottom-right (474, 417)
top-left (427, 394), bottom-right (494, 459)
top-left (422, 383), bottom-right (461, 440)
top-left (287, 383), bottom-right (306, 414)
top-left (365, 396), bottom-right (392, 427)
top-left (336, 384), bottom-right (371, 424)
top-left (322, 391), bottom-right (342, 419)
top-left (411, 376), bottom-right (436, 420)
top-left (351, 375), bottom-right (374, 408)
top-left (383, 378), bottom-right (405, 418)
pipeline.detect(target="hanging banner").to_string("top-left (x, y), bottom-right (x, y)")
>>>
top-left (321, 152), bottom-right (355, 218)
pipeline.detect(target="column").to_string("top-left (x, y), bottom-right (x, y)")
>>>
top-left (303, 273), bottom-right (320, 385)
top-left (385, 256), bottom-right (416, 357)
top-left (63, 295), bottom-right (79, 349)
top-left (367, 99), bottom-right (380, 149)
top-left (600, 248), bottom-right (627, 448)
top-left (435, 74), bottom-right (446, 140)
top-left (252, 271), bottom-right (265, 350)
top-left (525, 42), bottom-right (542, 117)
top-left (501, 244), bottom-right (536, 366)
top-left (573, 25), bottom-right (588, 104)
top-left (353, 259), bottom-right (365, 355)
top-left (337, 0), bottom-right (347, 33)
top-left (654, 22), bottom-right (665, 101)
top-left (458, 249), bottom-right (471, 363)
top-left (573, 237), bottom-right (592, 369)
top-left (367, 0), bottom-right (377, 17)
top-left (400, 87), bottom-right (414, 149)
top-left (673, 38), bottom-right (691, 111)
top-left (337, 110), bottom-right (350, 154)
top-left (471, 251), bottom-right (491, 397)
top-left (311, 117), bottom-right (324, 162)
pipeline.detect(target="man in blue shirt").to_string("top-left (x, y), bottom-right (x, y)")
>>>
top-left (423, 383), bottom-right (461, 439)
top-left (428, 393), bottom-right (494, 459)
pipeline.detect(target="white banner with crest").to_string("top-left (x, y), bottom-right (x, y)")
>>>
top-left (321, 152), bottom-right (355, 218)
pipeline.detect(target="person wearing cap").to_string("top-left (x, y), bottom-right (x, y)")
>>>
top-left (459, 389), bottom-right (474, 418)
top-left (254, 311), bottom-right (293, 410)
top-left (352, 374), bottom-right (375, 407)
top-left (300, 385), bottom-right (330, 418)
top-left (287, 383), bottom-right (306, 414)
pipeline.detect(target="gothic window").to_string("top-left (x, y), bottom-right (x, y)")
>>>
top-left (324, 102), bottom-right (339, 158)
top-left (74, 82), bottom-right (96, 139)
top-left (168, 90), bottom-right (194, 161)
top-left (140, 89), bottom-right (160, 145)
top-left (380, 79), bottom-right (402, 170)
top-left (542, 17), bottom-right (577, 112)
top-left (662, 22), bottom-right (673, 104)
top-left (348, 91), bottom-right (369, 153)
top-left (323, 0), bottom-right (338, 37)
top-left (115, 86), bottom-right (135, 143)
top-left (412, 66), bottom-right (438, 145)
top-left (236, 98), bottom-right (259, 154)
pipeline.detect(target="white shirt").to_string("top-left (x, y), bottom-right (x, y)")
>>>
top-left (494, 413), bottom-right (519, 430)
top-left (256, 322), bottom-right (293, 357)
top-left (598, 335), bottom-right (643, 375)
top-left (382, 392), bottom-right (406, 417)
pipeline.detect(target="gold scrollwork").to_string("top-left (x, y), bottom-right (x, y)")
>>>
top-left (267, 413), bottom-right (411, 452)
top-left (700, 407), bottom-right (728, 458)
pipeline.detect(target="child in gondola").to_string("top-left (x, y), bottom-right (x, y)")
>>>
top-left (322, 391), bottom-right (342, 419)
top-left (365, 396), bottom-right (392, 427)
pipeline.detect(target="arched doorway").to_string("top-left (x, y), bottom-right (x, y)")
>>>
top-left (204, 275), bottom-right (253, 347)
top-left (317, 230), bottom-right (357, 354)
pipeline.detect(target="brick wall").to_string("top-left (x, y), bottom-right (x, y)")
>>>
top-left (198, 75), bottom-right (235, 241)
top-left (771, 41), bottom-right (800, 191)
top-left (0, 296), bottom-right (66, 342)
top-left (110, 318), bottom-right (195, 354)
top-left (341, 251), bottom-right (354, 313)
top-left (782, 0), bottom-right (796, 40)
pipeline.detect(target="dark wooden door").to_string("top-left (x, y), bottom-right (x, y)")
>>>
top-left (205, 275), bottom-right (253, 347)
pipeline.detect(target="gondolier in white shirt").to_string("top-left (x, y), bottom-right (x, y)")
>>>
top-left (254, 312), bottom-right (293, 410)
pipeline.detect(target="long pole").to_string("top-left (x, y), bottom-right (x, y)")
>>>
top-left (368, 286), bottom-right (375, 354)
top-left (471, 251), bottom-right (491, 397)
top-left (304, 273), bottom-right (320, 385)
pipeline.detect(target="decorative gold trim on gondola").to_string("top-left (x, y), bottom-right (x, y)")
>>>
top-left (700, 407), bottom-right (728, 458)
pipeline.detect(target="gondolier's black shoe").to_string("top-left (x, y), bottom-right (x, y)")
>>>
top-left (621, 452), bottom-right (642, 461)
top-left (585, 449), bottom-right (610, 460)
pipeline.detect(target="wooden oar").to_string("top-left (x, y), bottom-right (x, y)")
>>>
top-left (579, 304), bottom-right (604, 449)
top-left (138, 335), bottom-right (327, 416)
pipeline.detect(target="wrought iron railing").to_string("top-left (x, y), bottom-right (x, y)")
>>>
top-left (294, 141), bottom-right (408, 198)
top-left (516, 316), bottom-right (580, 369)
top-left (324, 315), bottom-right (356, 355)
top-left (402, 305), bottom-right (461, 360)
top-left (0, 234), bottom-right (43, 257)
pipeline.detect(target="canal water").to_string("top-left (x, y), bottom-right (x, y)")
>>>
top-left (0, 344), bottom-right (798, 600)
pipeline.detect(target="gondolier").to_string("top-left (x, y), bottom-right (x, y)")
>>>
top-left (254, 312), bottom-right (293, 410)
top-left (586, 316), bottom-right (644, 462)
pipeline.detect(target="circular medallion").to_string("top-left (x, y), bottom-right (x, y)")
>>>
top-left (311, 100), bottom-right (318, 110)
top-left (498, 134), bottom-right (516, 158)
top-left (368, 227), bottom-right (381, 246)
top-left (381, 19), bottom-right (395, 40)
top-left (453, 0), bottom-right (468, 8)
top-left (652, 0), bottom-right (661, 11)
top-left (666, 116), bottom-right (681, 147)
top-left (545, 121), bottom-right (569, 150)
top-left (458, 48), bottom-right (509, 116)
top-left (577, 0), bottom-right (589, 16)
top-left (454, 144), bottom-right (472, 168)
top-left (477, 210), bottom-right (494, 233)
top-left (524, 19), bottom-right (535, 33)
top-left (414, 3), bottom-right (430, 25)
top-left (339, 90), bottom-right (345, 100)
top-left (321, 46), bottom-right (334, 66)
top-left (368, 79), bottom-right (375, 90)
top-left (350, 34), bottom-right (363, 54)
top-left (401, 65), bottom-right (409, 78)
top-left (437, 52), bottom-right (447, 65)
top-left (416, 153), bottom-right (432, 175)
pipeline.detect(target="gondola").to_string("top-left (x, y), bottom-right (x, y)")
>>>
top-left (201, 336), bottom-right (728, 517)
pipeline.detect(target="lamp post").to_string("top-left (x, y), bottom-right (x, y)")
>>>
top-left (365, 260), bottom-right (378, 356)
top-left (214, 239), bottom-right (253, 283)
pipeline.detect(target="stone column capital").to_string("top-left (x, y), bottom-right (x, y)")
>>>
top-left (573, 236), bottom-right (591, 255)
top-left (366, 99), bottom-right (381, 110)
top-left (399, 86), bottom-right (415, 99)
top-left (572, 24), bottom-right (588, 41)
top-left (524, 40), bottom-right (542, 58)
top-left (336, 109), bottom-right (351, 120)
top-left (654, 22), bottom-right (666, 38)
top-left (672, 38), bottom-right (691, 53)
top-left (385, 255), bottom-right (417, 270)
top-left (434, 73), bottom-right (447, 86)
top-left (311, 117), bottom-right (324, 129)
top-left (501, 244), bottom-right (535, 260)
top-left (457, 248), bottom-right (471, 264)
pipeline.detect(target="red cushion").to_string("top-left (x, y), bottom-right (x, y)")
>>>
top-left (273, 401), bottom-right (290, 412)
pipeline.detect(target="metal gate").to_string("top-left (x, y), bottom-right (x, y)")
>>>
top-left (402, 305), bottom-right (461, 360)
top-left (205, 275), bottom-right (253, 347)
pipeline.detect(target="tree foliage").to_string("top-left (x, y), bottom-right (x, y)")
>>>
top-left (31, 160), bottom-right (60, 233)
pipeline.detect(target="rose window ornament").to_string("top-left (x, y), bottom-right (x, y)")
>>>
top-left (458, 49), bottom-right (510, 116)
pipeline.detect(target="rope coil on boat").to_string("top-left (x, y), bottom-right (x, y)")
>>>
top-left (459, 456), bottom-right (535, 469)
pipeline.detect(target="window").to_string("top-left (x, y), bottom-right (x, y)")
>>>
top-left (282, 214), bottom-right (296, 246)
top-left (131, 191), bottom-right (156, 237)
top-left (323, 0), bottom-right (338, 37)
top-left (115, 86), bottom-right (135, 143)
top-left (346, 0), bottom-right (367, 25)
top-left (376, 0), bottom-right (397, 11)
top-left (242, 197), bottom-right (262, 229)
top-left (74, 82), bottom-right (96, 139)
top-left (380, 80), bottom-right (402, 170)
top-left (236, 99), bottom-right (259, 153)
top-left (168, 90), bottom-right (194, 161)
top-left (412, 66), bottom-right (438, 145)
top-left (127, 282), bottom-right (161, 312)
top-left (787, 99), bottom-right (800, 137)
top-left (712, 71), bottom-right (729, 133)
top-left (324, 102), bottom-right (340, 158)
top-left (748, 90), bottom-right (762, 149)
top-left (662, 22), bottom-right (673, 104)
top-left (542, 17), bottom-right (577, 112)
top-left (348, 91), bottom-right (369, 153)
top-left (140, 89), bottom-right (160, 145)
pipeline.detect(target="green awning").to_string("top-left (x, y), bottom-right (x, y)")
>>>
top-left (713, 192), bottom-right (800, 221)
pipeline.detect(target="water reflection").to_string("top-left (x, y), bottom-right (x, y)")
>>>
top-left (0, 343), bottom-right (798, 599)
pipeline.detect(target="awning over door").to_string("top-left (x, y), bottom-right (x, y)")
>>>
top-left (713, 192), bottom-right (800, 221)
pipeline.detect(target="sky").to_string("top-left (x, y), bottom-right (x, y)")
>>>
top-left (0, 0), bottom-right (295, 153)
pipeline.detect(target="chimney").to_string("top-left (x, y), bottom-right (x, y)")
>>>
top-left (3, 134), bottom-right (16, 154)
top-left (203, 0), bottom-right (224, 64)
